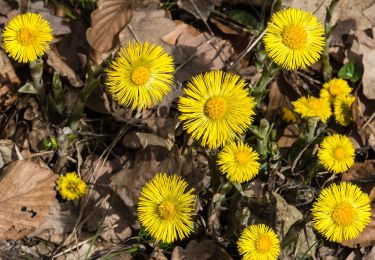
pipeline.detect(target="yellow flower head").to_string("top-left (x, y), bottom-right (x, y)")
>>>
top-left (57, 172), bottom-right (88, 200)
top-left (106, 42), bottom-right (174, 110)
top-left (178, 71), bottom-right (255, 149)
top-left (281, 107), bottom-right (297, 124)
top-left (334, 94), bottom-right (355, 126)
top-left (312, 182), bottom-right (371, 242)
top-left (237, 224), bottom-right (280, 260)
top-left (320, 78), bottom-right (351, 103)
top-left (318, 134), bottom-right (355, 173)
top-left (263, 8), bottom-right (325, 70)
top-left (2, 12), bottom-right (53, 63)
top-left (217, 141), bottom-right (261, 183)
top-left (293, 96), bottom-right (332, 122)
top-left (137, 173), bottom-right (196, 243)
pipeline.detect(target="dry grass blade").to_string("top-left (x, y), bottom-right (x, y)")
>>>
top-left (0, 160), bottom-right (57, 240)
top-left (86, 0), bottom-right (133, 53)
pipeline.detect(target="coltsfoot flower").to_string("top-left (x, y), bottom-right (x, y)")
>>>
top-left (263, 8), bottom-right (325, 70)
top-left (178, 71), bottom-right (255, 149)
top-left (137, 173), bottom-right (196, 243)
top-left (106, 42), bottom-right (174, 110)
top-left (217, 141), bottom-right (261, 183)
top-left (293, 96), bottom-right (332, 122)
top-left (57, 172), bottom-right (88, 200)
top-left (320, 78), bottom-right (351, 103)
top-left (2, 12), bottom-right (53, 63)
top-left (318, 134), bottom-right (355, 173)
top-left (312, 182), bottom-right (371, 242)
top-left (237, 224), bottom-right (280, 260)
top-left (334, 94), bottom-right (355, 126)
top-left (281, 107), bottom-right (297, 124)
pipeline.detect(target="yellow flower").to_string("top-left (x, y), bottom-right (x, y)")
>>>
top-left (320, 78), bottom-right (351, 103)
top-left (281, 107), bottom-right (297, 124)
top-left (317, 134), bottom-right (355, 173)
top-left (217, 141), bottom-right (260, 183)
top-left (312, 182), bottom-right (371, 242)
top-left (57, 172), bottom-right (88, 200)
top-left (293, 96), bottom-right (331, 122)
top-left (334, 94), bottom-right (355, 126)
top-left (237, 224), bottom-right (280, 260)
top-left (178, 71), bottom-right (255, 149)
top-left (106, 42), bottom-right (174, 110)
top-left (2, 12), bottom-right (53, 63)
top-left (137, 173), bottom-right (196, 243)
top-left (263, 8), bottom-right (325, 70)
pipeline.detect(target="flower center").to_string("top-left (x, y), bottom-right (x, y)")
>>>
top-left (282, 25), bottom-right (308, 50)
top-left (66, 182), bottom-right (78, 193)
top-left (131, 66), bottom-right (150, 85)
top-left (329, 84), bottom-right (342, 96)
top-left (255, 235), bottom-right (272, 253)
top-left (18, 28), bottom-right (34, 46)
top-left (159, 201), bottom-right (177, 221)
top-left (235, 150), bottom-right (250, 164)
top-left (307, 99), bottom-right (321, 110)
top-left (333, 147), bottom-right (346, 160)
top-left (331, 202), bottom-right (356, 226)
top-left (204, 97), bottom-right (227, 119)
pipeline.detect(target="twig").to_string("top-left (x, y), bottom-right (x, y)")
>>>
top-left (189, 0), bottom-right (214, 35)
top-left (227, 29), bottom-right (267, 70)
top-left (52, 237), bottom-right (93, 259)
top-left (128, 25), bottom-right (140, 43)
top-left (360, 111), bottom-right (375, 131)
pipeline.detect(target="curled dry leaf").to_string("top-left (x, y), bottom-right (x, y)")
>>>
top-left (171, 240), bottom-right (232, 260)
top-left (87, 0), bottom-right (133, 54)
top-left (0, 160), bottom-right (57, 240)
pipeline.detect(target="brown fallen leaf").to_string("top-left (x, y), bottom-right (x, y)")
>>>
top-left (172, 32), bottom-right (233, 82)
top-left (0, 160), bottom-right (57, 240)
top-left (0, 50), bottom-right (20, 86)
top-left (171, 240), bottom-right (232, 260)
top-left (0, 139), bottom-right (18, 169)
top-left (119, 8), bottom-right (176, 53)
top-left (46, 45), bottom-right (84, 87)
top-left (161, 22), bottom-right (200, 46)
top-left (177, 0), bottom-right (216, 21)
top-left (87, 0), bottom-right (133, 54)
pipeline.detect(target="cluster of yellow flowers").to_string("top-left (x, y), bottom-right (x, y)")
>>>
top-left (2, 8), bottom-right (371, 260)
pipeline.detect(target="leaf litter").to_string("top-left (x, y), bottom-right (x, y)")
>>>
top-left (1, 0), bottom-right (375, 258)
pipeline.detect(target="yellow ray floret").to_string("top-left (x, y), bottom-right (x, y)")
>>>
top-left (263, 8), bottom-right (325, 70)
top-left (312, 182), bottom-right (371, 243)
top-left (106, 41), bottom-right (174, 110)
top-left (2, 12), bottom-right (53, 63)
top-left (293, 96), bottom-right (331, 122)
top-left (237, 224), bottom-right (280, 260)
top-left (217, 141), bottom-right (261, 183)
top-left (57, 172), bottom-right (88, 200)
top-left (178, 71), bottom-right (255, 149)
top-left (334, 94), bottom-right (355, 126)
top-left (318, 134), bottom-right (355, 173)
top-left (137, 173), bottom-right (196, 243)
top-left (320, 78), bottom-right (352, 103)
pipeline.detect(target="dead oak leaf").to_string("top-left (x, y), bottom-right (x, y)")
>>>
top-left (87, 0), bottom-right (133, 53)
top-left (0, 160), bottom-right (57, 240)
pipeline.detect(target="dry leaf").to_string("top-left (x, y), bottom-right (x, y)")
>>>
top-left (172, 32), bottom-right (233, 82)
top-left (0, 50), bottom-right (20, 86)
top-left (177, 0), bottom-right (215, 21)
top-left (171, 240), bottom-right (232, 260)
top-left (0, 160), bottom-right (57, 240)
top-left (0, 139), bottom-right (18, 169)
top-left (87, 0), bottom-right (133, 53)
top-left (161, 22), bottom-right (200, 46)
top-left (282, 0), bottom-right (331, 22)
top-left (122, 131), bottom-right (174, 150)
top-left (46, 45), bottom-right (84, 87)
top-left (119, 9), bottom-right (176, 52)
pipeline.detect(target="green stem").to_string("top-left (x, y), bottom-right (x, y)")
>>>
top-left (29, 59), bottom-right (47, 105)
top-left (68, 78), bottom-right (100, 130)
top-left (322, 0), bottom-right (340, 81)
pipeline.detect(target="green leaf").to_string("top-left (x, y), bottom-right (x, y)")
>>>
top-left (338, 61), bottom-right (362, 82)
top-left (228, 9), bottom-right (260, 34)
